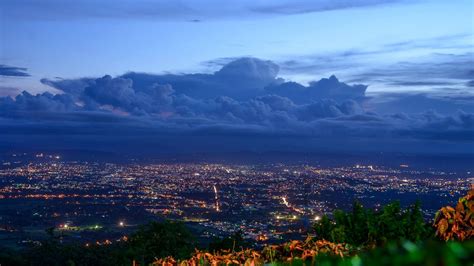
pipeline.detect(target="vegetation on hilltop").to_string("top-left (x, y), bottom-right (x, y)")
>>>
top-left (313, 200), bottom-right (433, 246)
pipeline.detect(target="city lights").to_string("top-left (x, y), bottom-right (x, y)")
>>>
top-left (0, 160), bottom-right (471, 244)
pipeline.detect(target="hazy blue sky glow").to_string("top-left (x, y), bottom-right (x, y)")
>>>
top-left (1, 0), bottom-right (472, 93)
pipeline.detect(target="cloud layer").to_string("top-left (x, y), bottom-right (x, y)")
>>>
top-left (1, 0), bottom-right (406, 21)
top-left (0, 65), bottom-right (30, 77)
top-left (1, 57), bottom-right (473, 155)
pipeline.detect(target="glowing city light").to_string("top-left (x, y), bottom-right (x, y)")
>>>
top-left (282, 196), bottom-right (290, 207)
top-left (213, 185), bottom-right (220, 212)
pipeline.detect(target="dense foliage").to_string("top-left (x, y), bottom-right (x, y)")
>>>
top-left (267, 240), bottom-right (474, 266)
top-left (313, 200), bottom-right (433, 246)
top-left (434, 188), bottom-right (474, 241)
top-left (0, 221), bottom-right (195, 266)
top-left (128, 220), bottom-right (196, 264)
top-left (154, 238), bottom-right (349, 265)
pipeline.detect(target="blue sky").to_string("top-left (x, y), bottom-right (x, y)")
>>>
top-left (1, 0), bottom-right (472, 93)
top-left (0, 0), bottom-right (473, 155)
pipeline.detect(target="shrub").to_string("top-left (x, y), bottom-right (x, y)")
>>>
top-left (434, 188), bottom-right (474, 241)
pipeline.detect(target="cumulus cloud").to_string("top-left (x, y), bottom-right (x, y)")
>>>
top-left (44, 58), bottom-right (365, 104)
top-left (394, 111), bottom-right (474, 142)
top-left (2, 57), bottom-right (474, 154)
top-left (0, 91), bottom-right (78, 116)
top-left (266, 75), bottom-right (367, 103)
top-left (38, 59), bottom-right (368, 125)
top-left (41, 77), bottom-right (95, 96)
top-left (0, 87), bottom-right (22, 97)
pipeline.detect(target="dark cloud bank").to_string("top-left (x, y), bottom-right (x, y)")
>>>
top-left (0, 65), bottom-right (30, 77)
top-left (1, 58), bottom-right (473, 155)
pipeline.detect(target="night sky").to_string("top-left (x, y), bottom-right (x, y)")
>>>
top-left (0, 0), bottom-right (473, 155)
